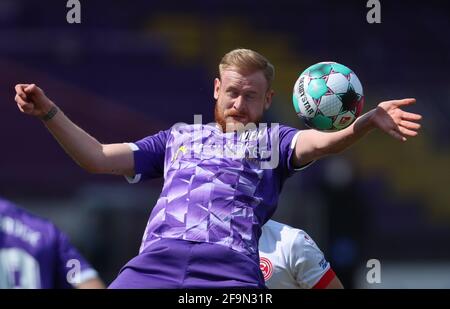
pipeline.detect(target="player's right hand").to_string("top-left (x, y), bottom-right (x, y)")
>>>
top-left (14, 84), bottom-right (55, 118)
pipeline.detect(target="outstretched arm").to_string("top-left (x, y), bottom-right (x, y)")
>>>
top-left (292, 98), bottom-right (422, 167)
top-left (14, 84), bottom-right (134, 177)
top-left (76, 277), bottom-right (106, 289)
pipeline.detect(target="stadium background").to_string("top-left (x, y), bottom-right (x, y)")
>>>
top-left (1, 0), bottom-right (449, 288)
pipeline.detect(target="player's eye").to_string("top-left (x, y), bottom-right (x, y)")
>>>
top-left (227, 90), bottom-right (239, 98)
top-left (245, 94), bottom-right (256, 101)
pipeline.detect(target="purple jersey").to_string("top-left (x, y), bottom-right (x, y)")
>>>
top-left (0, 198), bottom-right (98, 288)
top-left (127, 124), bottom-right (300, 257)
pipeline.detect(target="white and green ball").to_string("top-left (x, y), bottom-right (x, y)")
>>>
top-left (292, 62), bottom-right (364, 131)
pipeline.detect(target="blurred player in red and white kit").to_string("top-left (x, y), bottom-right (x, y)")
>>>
top-left (259, 220), bottom-right (343, 289)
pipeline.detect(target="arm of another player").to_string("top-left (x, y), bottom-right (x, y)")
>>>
top-left (292, 98), bottom-right (422, 167)
top-left (14, 84), bottom-right (134, 177)
top-left (76, 277), bottom-right (106, 289)
top-left (324, 276), bottom-right (344, 289)
top-left (291, 230), bottom-right (344, 289)
top-left (54, 227), bottom-right (106, 289)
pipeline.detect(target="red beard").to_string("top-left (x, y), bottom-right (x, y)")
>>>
top-left (214, 102), bottom-right (262, 132)
top-left (214, 102), bottom-right (227, 132)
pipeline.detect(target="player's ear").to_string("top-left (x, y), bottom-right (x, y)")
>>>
top-left (264, 89), bottom-right (274, 110)
top-left (214, 78), bottom-right (221, 100)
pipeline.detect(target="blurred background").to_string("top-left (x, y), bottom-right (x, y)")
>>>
top-left (0, 0), bottom-right (449, 288)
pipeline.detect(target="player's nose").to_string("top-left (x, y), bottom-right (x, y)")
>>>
top-left (233, 95), bottom-right (246, 112)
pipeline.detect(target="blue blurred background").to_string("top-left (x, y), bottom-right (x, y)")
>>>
top-left (0, 0), bottom-right (449, 288)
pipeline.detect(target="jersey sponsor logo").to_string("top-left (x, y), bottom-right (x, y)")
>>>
top-left (169, 124), bottom-right (281, 169)
top-left (259, 257), bottom-right (273, 281)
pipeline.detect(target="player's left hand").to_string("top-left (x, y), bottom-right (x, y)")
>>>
top-left (371, 98), bottom-right (422, 141)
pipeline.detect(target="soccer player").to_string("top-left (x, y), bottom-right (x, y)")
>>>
top-left (0, 197), bottom-right (105, 289)
top-left (13, 48), bottom-right (422, 288)
top-left (259, 220), bottom-right (343, 289)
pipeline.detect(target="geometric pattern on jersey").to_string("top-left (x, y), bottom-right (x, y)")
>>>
top-left (135, 124), bottom-right (297, 256)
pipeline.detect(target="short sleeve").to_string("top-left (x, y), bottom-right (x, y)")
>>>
top-left (124, 129), bottom-right (170, 183)
top-left (278, 126), bottom-right (315, 179)
top-left (277, 125), bottom-right (314, 178)
top-left (277, 125), bottom-right (299, 174)
top-left (290, 230), bottom-right (333, 289)
top-left (54, 228), bottom-right (99, 288)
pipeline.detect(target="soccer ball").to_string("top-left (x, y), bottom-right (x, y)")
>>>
top-left (292, 62), bottom-right (364, 131)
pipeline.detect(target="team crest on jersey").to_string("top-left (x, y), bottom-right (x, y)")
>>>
top-left (259, 257), bottom-right (273, 281)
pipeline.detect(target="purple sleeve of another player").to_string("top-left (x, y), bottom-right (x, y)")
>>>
top-left (125, 128), bottom-right (171, 183)
top-left (54, 228), bottom-right (99, 289)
